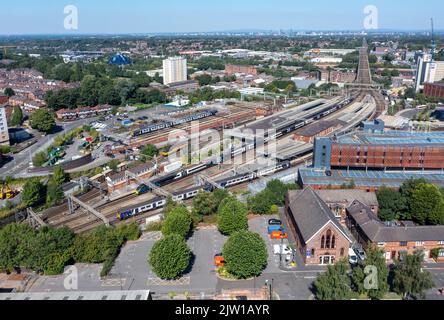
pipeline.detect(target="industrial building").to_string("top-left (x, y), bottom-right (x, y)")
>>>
top-left (0, 106), bottom-right (9, 146)
top-left (424, 82), bottom-right (444, 99)
top-left (313, 127), bottom-right (444, 171)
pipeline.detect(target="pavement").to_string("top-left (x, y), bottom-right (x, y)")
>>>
top-left (26, 217), bottom-right (323, 300)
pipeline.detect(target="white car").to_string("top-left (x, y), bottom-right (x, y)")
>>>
top-left (273, 245), bottom-right (292, 255)
top-left (349, 248), bottom-right (358, 265)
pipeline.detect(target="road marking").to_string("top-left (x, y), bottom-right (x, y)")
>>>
top-left (101, 278), bottom-right (126, 287)
top-left (147, 276), bottom-right (190, 286)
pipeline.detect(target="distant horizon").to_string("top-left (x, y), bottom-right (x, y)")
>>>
top-left (1, 0), bottom-right (443, 35)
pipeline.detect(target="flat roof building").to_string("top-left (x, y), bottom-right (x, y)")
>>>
top-left (163, 57), bottom-right (188, 86)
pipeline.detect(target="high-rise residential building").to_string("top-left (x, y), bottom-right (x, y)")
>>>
top-left (0, 106), bottom-right (10, 146)
top-left (162, 57), bottom-right (188, 85)
top-left (415, 53), bottom-right (444, 92)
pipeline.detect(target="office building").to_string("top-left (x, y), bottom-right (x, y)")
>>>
top-left (163, 57), bottom-right (188, 85)
top-left (415, 53), bottom-right (444, 92)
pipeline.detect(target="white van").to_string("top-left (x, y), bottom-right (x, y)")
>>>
top-left (349, 248), bottom-right (358, 265)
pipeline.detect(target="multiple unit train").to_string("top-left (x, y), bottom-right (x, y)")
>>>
top-left (117, 161), bottom-right (291, 220)
top-left (134, 163), bottom-right (210, 195)
top-left (132, 109), bottom-right (217, 137)
top-left (227, 97), bottom-right (353, 158)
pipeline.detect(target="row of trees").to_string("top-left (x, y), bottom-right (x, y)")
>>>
top-left (377, 178), bottom-right (444, 225)
top-left (45, 75), bottom-right (167, 111)
top-left (0, 222), bottom-right (141, 276)
top-left (248, 180), bottom-right (299, 215)
top-left (313, 247), bottom-right (434, 300)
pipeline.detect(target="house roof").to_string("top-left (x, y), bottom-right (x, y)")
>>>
top-left (287, 187), bottom-right (352, 244)
top-left (347, 200), bottom-right (444, 242)
top-left (315, 189), bottom-right (379, 207)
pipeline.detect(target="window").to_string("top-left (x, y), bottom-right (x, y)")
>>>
top-left (439, 250), bottom-right (444, 258)
top-left (340, 248), bottom-right (345, 257)
top-left (331, 236), bottom-right (336, 249)
top-left (326, 230), bottom-right (332, 249)
top-left (438, 241), bottom-right (444, 245)
top-left (311, 249), bottom-right (315, 256)
top-left (415, 241), bottom-right (424, 246)
top-left (378, 242), bottom-right (386, 247)
top-left (321, 236), bottom-right (325, 249)
top-left (400, 241), bottom-right (408, 247)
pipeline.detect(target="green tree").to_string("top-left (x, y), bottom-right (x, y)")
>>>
top-left (376, 187), bottom-right (407, 221)
top-left (313, 260), bottom-right (354, 300)
top-left (32, 151), bottom-right (49, 167)
top-left (351, 245), bottom-right (389, 299)
top-left (9, 106), bottom-right (23, 127)
top-left (192, 190), bottom-right (214, 218)
top-left (3, 87), bottom-right (15, 97)
top-left (140, 144), bottom-right (158, 160)
top-left (222, 231), bottom-right (268, 279)
top-left (161, 205), bottom-right (193, 238)
top-left (148, 234), bottom-right (192, 280)
top-left (107, 159), bottom-right (119, 172)
top-left (22, 179), bottom-right (46, 207)
top-left (392, 251), bottom-right (435, 299)
top-left (410, 183), bottom-right (444, 225)
top-left (29, 109), bottom-right (56, 133)
top-left (217, 197), bottom-right (248, 235)
top-left (52, 166), bottom-right (67, 185)
top-left (0, 223), bottom-right (35, 272)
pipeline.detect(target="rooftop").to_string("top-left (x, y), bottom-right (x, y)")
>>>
top-left (287, 187), bottom-right (352, 244)
top-left (299, 168), bottom-right (444, 188)
top-left (335, 130), bottom-right (444, 146)
top-left (347, 201), bottom-right (444, 242)
top-left (0, 290), bottom-right (151, 301)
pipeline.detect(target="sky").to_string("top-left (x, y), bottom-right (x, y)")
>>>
top-left (0, 0), bottom-right (443, 35)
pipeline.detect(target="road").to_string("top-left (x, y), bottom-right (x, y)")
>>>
top-left (0, 118), bottom-right (99, 179)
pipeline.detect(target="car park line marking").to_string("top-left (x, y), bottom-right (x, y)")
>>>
top-left (147, 276), bottom-right (190, 286)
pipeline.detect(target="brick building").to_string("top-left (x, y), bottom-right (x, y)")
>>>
top-left (285, 187), bottom-right (352, 265)
top-left (313, 128), bottom-right (444, 171)
top-left (106, 162), bottom-right (157, 192)
top-left (225, 64), bottom-right (258, 76)
top-left (315, 189), bottom-right (379, 225)
top-left (424, 82), bottom-right (444, 99)
top-left (293, 120), bottom-right (345, 144)
top-left (347, 200), bottom-right (444, 262)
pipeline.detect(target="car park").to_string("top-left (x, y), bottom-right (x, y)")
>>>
top-left (348, 248), bottom-right (358, 265)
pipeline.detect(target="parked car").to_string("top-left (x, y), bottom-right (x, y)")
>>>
top-left (353, 245), bottom-right (367, 263)
top-left (268, 225), bottom-right (283, 234)
top-left (348, 248), bottom-right (358, 265)
top-left (214, 254), bottom-right (225, 267)
top-left (268, 219), bottom-right (282, 226)
top-left (273, 245), bottom-right (292, 255)
top-left (271, 231), bottom-right (288, 240)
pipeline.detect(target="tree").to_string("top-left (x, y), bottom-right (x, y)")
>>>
top-left (4, 87), bottom-right (15, 97)
top-left (140, 144), bottom-right (158, 160)
top-left (51, 166), bottom-right (67, 184)
top-left (376, 187), bottom-right (407, 221)
top-left (9, 106), bottom-right (23, 127)
top-left (192, 191), bottom-right (214, 218)
top-left (217, 197), bottom-right (248, 235)
top-left (107, 159), bottom-right (119, 172)
top-left (392, 251), bottom-right (435, 299)
top-left (351, 245), bottom-right (389, 299)
top-left (22, 179), bottom-right (46, 207)
top-left (410, 183), bottom-right (444, 225)
top-left (32, 151), bottom-right (49, 167)
top-left (222, 231), bottom-right (268, 279)
top-left (148, 234), bottom-right (192, 280)
top-left (46, 179), bottom-right (64, 206)
top-left (313, 260), bottom-right (354, 300)
top-left (29, 109), bottom-right (56, 133)
top-left (161, 205), bottom-right (193, 238)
